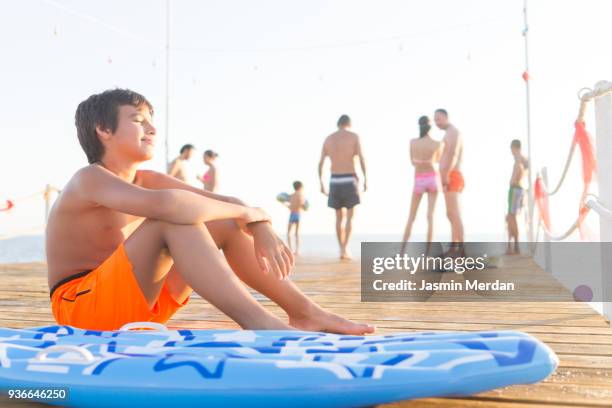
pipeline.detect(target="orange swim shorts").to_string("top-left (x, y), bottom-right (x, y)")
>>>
top-left (50, 244), bottom-right (189, 331)
top-left (447, 169), bottom-right (465, 193)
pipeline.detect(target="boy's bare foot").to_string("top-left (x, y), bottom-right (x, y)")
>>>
top-left (240, 315), bottom-right (293, 331)
top-left (289, 306), bottom-right (375, 335)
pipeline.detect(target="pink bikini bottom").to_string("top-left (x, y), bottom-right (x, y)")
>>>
top-left (414, 171), bottom-right (440, 194)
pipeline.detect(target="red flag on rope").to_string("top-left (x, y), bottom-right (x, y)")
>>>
top-left (0, 200), bottom-right (14, 212)
top-left (534, 177), bottom-right (551, 230)
top-left (574, 121), bottom-right (596, 188)
top-left (578, 205), bottom-right (594, 240)
top-left (535, 121), bottom-right (597, 240)
top-left (574, 121), bottom-right (597, 239)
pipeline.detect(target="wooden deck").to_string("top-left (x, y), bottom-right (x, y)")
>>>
top-left (1, 255), bottom-right (612, 407)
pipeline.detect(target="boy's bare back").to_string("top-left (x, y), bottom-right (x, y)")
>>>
top-left (288, 191), bottom-right (305, 213)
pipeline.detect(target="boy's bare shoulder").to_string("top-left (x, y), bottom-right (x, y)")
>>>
top-left (70, 164), bottom-right (105, 189)
top-left (57, 165), bottom-right (107, 207)
top-left (71, 165), bottom-right (146, 196)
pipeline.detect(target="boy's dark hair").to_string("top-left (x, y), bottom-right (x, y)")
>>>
top-left (75, 89), bottom-right (153, 164)
top-left (180, 144), bottom-right (195, 154)
top-left (511, 139), bottom-right (521, 149)
top-left (293, 181), bottom-right (303, 191)
top-left (435, 108), bottom-right (448, 117)
top-left (337, 114), bottom-right (351, 128)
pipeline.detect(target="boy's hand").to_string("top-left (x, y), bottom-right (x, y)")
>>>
top-left (250, 222), bottom-right (294, 279)
top-left (320, 183), bottom-right (328, 196)
top-left (236, 207), bottom-right (270, 235)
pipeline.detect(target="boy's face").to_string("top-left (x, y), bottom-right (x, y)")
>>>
top-left (101, 104), bottom-right (156, 162)
top-left (511, 146), bottom-right (520, 155)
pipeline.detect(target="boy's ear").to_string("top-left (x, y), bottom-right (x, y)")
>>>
top-left (95, 124), bottom-right (112, 141)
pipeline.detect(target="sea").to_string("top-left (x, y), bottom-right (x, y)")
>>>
top-left (0, 232), bottom-right (503, 264)
top-left (0, 232), bottom-right (603, 315)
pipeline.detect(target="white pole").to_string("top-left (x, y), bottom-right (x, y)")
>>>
top-left (541, 167), bottom-right (552, 273)
top-left (594, 80), bottom-right (612, 322)
top-left (44, 184), bottom-right (51, 224)
top-left (164, 0), bottom-right (171, 168)
top-left (523, 0), bottom-right (535, 246)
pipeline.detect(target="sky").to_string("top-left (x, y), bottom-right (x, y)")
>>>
top-left (0, 0), bottom-right (609, 239)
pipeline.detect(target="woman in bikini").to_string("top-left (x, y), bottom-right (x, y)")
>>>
top-left (402, 116), bottom-right (443, 246)
top-left (201, 150), bottom-right (219, 192)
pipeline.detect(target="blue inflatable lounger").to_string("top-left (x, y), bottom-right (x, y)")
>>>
top-left (0, 322), bottom-right (558, 408)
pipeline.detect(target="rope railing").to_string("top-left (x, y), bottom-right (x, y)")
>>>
top-left (1, 186), bottom-right (60, 208)
top-left (586, 195), bottom-right (612, 221)
top-left (579, 81), bottom-right (612, 102)
top-left (0, 185), bottom-right (61, 240)
top-left (541, 208), bottom-right (589, 242)
top-left (537, 142), bottom-right (576, 196)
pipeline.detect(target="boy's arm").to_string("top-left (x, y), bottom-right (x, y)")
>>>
top-left (137, 169), bottom-right (294, 275)
top-left (139, 170), bottom-right (246, 206)
top-left (77, 166), bottom-right (264, 225)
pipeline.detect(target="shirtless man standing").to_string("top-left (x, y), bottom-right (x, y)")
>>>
top-left (167, 144), bottom-right (194, 182)
top-left (318, 115), bottom-right (367, 260)
top-left (434, 109), bottom-right (465, 247)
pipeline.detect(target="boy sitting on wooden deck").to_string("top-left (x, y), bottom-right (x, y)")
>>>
top-left (46, 89), bottom-right (373, 334)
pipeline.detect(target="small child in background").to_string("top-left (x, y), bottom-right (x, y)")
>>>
top-left (284, 181), bottom-right (308, 255)
top-left (506, 139), bottom-right (529, 255)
